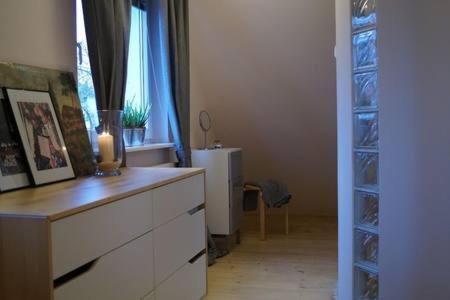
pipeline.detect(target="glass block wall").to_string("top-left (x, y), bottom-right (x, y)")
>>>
top-left (352, 0), bottom-right (379, 299)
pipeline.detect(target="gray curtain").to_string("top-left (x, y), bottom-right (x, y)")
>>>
top-left (146, 0), bottom-right (191, 167)
top-left (82, 0), bottom-right (132, 164)
top-left (167, 0), bottom-right (191, 167)
top-left (82, 0), bottom-right (132, 110)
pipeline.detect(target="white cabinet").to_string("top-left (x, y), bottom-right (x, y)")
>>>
top-left (192, 148), bottom-right (243, 235)
top-left (53, 174), bottom-right (206, 300)
top-left (0, 168), bottom-right (206, 300)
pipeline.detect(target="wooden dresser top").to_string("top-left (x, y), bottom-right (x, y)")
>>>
top-left (0, 167), bottom-right (204, 221)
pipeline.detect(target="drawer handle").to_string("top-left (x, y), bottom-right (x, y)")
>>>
top-left (189, 249), bottom-right (206, 264)
top-left (188, 204), bottom-right (205, 215)
top-left (54, 259), bottom-right (98, 288)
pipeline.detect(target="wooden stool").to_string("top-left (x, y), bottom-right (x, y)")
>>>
top-left (244, 185), bottom-right (289, 241)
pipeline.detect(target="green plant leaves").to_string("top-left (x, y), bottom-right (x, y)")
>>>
top-left (123, 98), bottom-right (151, 128)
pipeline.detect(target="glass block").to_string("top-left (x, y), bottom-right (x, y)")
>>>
top-left (355, 191), bottom-right (379, 227)
top-left (355, 268), bottom-right (379, 300)
top-left (354, 112), bottom-right (378, 149)
top-left (354, 72), bottom-right (378, 108)
top-left (355, 152), bottom-right (378, 189)
top-left (352, 0), bottom-right (377, 30)
top-left (355, 230), bottom-right (378, 265)
top-left (353, 30), bottom-right (377, 70)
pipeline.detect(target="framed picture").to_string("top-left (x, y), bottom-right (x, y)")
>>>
top-left (4, 88), bottom-right (75, 185)
top-left (0, 62), bottom-right (95, 176)
top-left (0, 90), bottom-right (30, 191)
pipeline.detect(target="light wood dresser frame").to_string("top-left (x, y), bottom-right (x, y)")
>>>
top-left (0, 167), bottom-right (206, 300)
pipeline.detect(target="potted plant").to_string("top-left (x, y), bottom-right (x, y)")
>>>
top-left (122, 101), bottom-right (135, 147)
top-left (131, 103), bottom-right (150, 146)
top-left (122, 101), bottom-right (151, 147)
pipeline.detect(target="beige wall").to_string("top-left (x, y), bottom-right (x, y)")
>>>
top-left (190, 54), bottom-right (212, 149)
top-left (0, 0), bottom-right (76, 73)
top-left (378, 1), bottom-right (450, 298)
top-left (190, 0), bottom-right (337, 215)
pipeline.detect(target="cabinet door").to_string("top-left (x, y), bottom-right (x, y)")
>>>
top-left (155, 254), bottom-right (207, 300)
top-left (154, 209), bottom-right (206, 285)
top-left (52, 190), bottom-right (153, 279)
top-left (153, 174), bottom-right (204, 227)
top-left (229, 150), bottom-right (242, 180)
top-left (229, 151), bottom-right (243, 233)
top-left (54, 232), bottom-right (154, 300)
top-left (229, 176), bottom-right (243, 233)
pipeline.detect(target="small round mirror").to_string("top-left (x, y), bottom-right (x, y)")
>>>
top-left (199, 110), bottom-right (211, 149)
top-left (199, 110), bottom-right (211, 132)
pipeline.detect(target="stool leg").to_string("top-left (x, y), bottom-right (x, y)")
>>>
top-left (259, 191), bottom-right (265, 241)
top-left (285, 205), bottom-right (289, 235)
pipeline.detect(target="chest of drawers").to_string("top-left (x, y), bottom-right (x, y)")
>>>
top-left (0, 167), bottom-right (207, 300)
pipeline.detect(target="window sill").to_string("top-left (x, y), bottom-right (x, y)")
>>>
top-left (125, 143), bottom-right (175, 153)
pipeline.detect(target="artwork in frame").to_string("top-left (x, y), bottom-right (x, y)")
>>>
top-left (4, 88), bottom-right (75, 185)
top-left (0, 90), bottom-right (30, 191)
top-left (0, 62), bottom-right (95, 176)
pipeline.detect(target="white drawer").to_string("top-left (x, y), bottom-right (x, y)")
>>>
top-left (52, 190), bottom-right (153, 279)
top-left (155, 253), bottom-right (207, 300)
top-left (54, 231), bottom-right (154, 300)
top-left (153, 174), bottom-right (204, 227)
top-left (154, 208), bottom-right (206, 285)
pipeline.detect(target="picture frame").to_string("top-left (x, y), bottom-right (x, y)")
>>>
top-left (0, 90), bottom-right (30, 191)
top-left (0, 62), bottom-right (95, 176)
top-left (4, 88), bottom-right (75, 185)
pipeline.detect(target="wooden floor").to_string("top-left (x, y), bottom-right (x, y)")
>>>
top-left (205, 214), bottom-right (337, 300)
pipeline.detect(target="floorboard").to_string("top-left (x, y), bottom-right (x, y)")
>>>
top-left (205, 214), bottom-right (337, 300)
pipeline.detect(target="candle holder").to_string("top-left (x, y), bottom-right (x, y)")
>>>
top-left (92, 110), bottom-right (123, 176)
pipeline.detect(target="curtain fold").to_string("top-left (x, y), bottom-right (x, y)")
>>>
top-left (82, 0), bottom-right (132, 164)
top-left (82, 0), bottom-right (132, 110)
top-left (146, 0), bottom-right (191, 167)
top-left (167, 0), bottom-right (191, 168)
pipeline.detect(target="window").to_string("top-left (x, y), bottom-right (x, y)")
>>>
top-left (76, 0), bottom-right (165, 145)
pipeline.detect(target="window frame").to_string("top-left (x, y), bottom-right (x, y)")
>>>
top-left (75, 0), bottom-right (170, 147)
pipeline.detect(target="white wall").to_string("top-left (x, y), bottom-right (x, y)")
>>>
top-left (335, 0), bottom-right (353, 298)
top-left (337, 0), bottom-right (450, 298)
top-left (190, 55), bottom-right (213, 149)
top-left (190, 0), bottom-right (337, 216)
top-left (378, 1), bottom-right (450, 298)
top-left (0, 0), bottom-right (76, 73)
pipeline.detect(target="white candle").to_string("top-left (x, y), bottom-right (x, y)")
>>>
top-left (98, 132), bottom-right (114, 162)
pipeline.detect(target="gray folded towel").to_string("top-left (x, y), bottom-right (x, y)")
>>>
top-left (207, 227), bottom-right (228, 266)
top-left (244, 180), bottom-right (291, 210)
